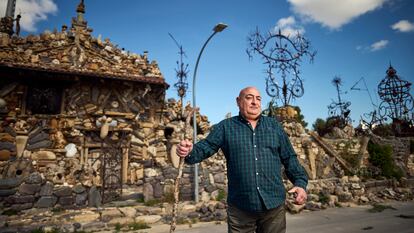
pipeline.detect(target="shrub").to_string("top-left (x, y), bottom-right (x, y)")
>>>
top-left (216, 189), bottom-right (227, 202)
top-left (372, 124), bottom-right (395, 137)
top-left (312, 118), bottom-right (326, 136)
top-left (367, 141), bottom-right (403, 179)
top-left (128, 221), bottom-right (150, 230)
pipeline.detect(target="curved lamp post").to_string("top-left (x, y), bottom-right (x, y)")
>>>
top-left (192, 23), bottom-right (227, 202)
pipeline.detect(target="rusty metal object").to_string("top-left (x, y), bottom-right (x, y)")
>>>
top-left (378, 65), bottom-right (413, 122)
top-left (169, 33), bottom-right (189, 115)
top-left (247, 28), bottom-right (316, 106)
top-left (328, 76), bottom-right (351, 128)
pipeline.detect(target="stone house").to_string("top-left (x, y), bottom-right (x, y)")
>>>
top-left (0, 1), bottom-right (173, 208)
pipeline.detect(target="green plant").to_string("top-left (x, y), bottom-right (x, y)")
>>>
top-left (144, 199), bottom-right (162, 207)
top-left (216, 189), bottom-right (227, 202)
top-left (136, 197), bottom-right (144, 203)
top-left (114, 223), bottom-right (122, 232)
top-left (163, 191), bottom-right (175, 204)
top-left (128, 221), bottom-right (150, 230)
top-left (367, 141), bottom-right (403, 180)
top-left (340, 141), bottom-right (359, 168)
top-left (312, 118), bottom-right (327, 136)
top-left (292, 106), bottom-right (308, 128)
top-left (51, 206), bottom-right (64, 213)
top-left (2, 209), bottom-right (19, 216)
top-left (318, 192), bottom-right (329, 204)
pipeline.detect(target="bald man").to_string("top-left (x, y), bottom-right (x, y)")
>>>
top-left (177, 87), bottom-right (308, 233)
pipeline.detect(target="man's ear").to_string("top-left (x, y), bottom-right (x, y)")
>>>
top-left (236, 97), bottom-right (240, 107)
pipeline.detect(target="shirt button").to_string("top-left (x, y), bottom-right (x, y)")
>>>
top-left (256, 172), bottom-right (259, 175)
top-left (255, 158), bottom-right (258, 161)
top-left (253, 133), bottom-right (255, 136)
top-left (257, 187), bottom-right (260, 190)
top-left (254, 145), bottom-right (257, 147)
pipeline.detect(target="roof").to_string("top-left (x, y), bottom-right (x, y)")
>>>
top-left (0, 2), bottom-right (168, 87)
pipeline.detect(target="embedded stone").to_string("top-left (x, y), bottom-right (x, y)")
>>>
top-left (31, 150), bottom-right (56, 160)
top-left (73, 184), bottom-right (86, 194)
top-left (59, 196), bottom-right (74, 206)
top-left (35, 196), bottom-right (57, 208)
top-left (24, 172), bottom-right (43, 184)
top-left (0, 178), bottom-right (21, 189)
top-left (39, 182), bottom-right (54, 196)
top-left (75, 192), bottom-right (88, 206)
top-left (54, 186), bottom-right (72, 197)
top-left (18, 183), bottom-right (41, 195)
top-left (88, 185), bottom-right (102, 208)
top-left (0, 149), bottom-right (11, 161)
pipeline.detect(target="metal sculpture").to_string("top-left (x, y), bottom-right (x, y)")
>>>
top-left (246, 28), bottom-right (316, 106)
top-left (378, 65), bottom-right (413, 122)
top-left (328, 76), bottom-right (351, 127)
top-left (350, 77), bottom-right (383, 130)
top-left (169, 33), bottom-right (189, 114)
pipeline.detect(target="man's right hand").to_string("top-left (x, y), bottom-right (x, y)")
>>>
top-left (176, 139), bottom-right (193, 158)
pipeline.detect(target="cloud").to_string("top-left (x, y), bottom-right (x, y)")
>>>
top-left (0, 0), bottom-right (58, 32)
top-left (391, 20), bottom-right (414, 32)
top-left (273, 16), bottom-right (305, 37)
top-left (288, 0), bottom-right (388, 29)
top-left (356, 39), bottom-right (389, 52)
top-left (370, 40), bottom-right (389, 51)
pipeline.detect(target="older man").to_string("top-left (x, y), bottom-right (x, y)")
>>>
top-left (177, 86), bottom-right (308, 233)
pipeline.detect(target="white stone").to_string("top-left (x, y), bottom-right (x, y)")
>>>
top-left (144, 168), bottom-right (157, 177)
top-left (73, 212), bottom-right (100, 223)
top-left (135, 215), bottom-right (162, 224)
top-left (119, 207), bottom-right (137, 218)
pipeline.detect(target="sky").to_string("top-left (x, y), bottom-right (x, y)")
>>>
top-left (1, 0), bottom-right (413, 128)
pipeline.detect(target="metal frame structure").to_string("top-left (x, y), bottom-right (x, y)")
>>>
top-left (246, 28), bottom-right (316, 106)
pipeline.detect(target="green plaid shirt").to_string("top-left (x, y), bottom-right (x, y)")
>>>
top-left (185, 114), bottom-right (308, 212)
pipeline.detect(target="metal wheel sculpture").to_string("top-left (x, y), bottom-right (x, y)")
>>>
top-left (247, 28), bottom-right (316, 106)
top-left (378, 65), bottom-right (413, 122)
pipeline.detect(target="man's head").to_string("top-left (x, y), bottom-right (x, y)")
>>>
top-left (236, 86), bottom-right (262, 121)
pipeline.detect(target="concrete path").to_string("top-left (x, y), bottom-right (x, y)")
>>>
top-left (145, 201), bottom-right (414, 233)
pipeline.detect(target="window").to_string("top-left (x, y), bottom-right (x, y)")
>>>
top-left (26, 83), bottom-right (63, 115)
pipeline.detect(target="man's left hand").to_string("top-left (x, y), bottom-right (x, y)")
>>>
top-left (288, 187), bottom-right (307, 205)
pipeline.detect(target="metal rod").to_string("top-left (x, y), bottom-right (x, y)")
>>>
top-left (192, 23), bottom-right (227, 203)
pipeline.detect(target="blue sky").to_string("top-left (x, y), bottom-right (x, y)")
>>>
top-left (1, 0), bottom-right (413, 128)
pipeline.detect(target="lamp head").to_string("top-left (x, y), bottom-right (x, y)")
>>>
top-left (213, 23), bottom-right (228, 32)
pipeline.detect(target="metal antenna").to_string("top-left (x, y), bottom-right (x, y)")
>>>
top-left (168, 33), bottom-right (189, 116)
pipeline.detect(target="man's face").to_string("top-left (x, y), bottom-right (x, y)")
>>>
top-left (237, 87), bottom-right (262, 121)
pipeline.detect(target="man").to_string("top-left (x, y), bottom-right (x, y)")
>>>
top-left (176, 87), bottom-right (308, 233)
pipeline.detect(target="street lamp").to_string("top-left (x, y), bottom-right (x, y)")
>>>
top-left (192, 23), bottom-right (227, 202)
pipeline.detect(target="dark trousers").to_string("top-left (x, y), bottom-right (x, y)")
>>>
top-left (227, 204), bottom-right (286, 233)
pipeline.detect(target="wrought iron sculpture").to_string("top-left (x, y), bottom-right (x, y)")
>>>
top-left (169, 33), bottom-right (189, 113)
top-left (246, 28), bottom-right (316, 106)
top-left (350, 77), bottom-right (383, 130)
top-left (378, 65), bottom-right (413, 122)
top-left (328, 76), bottom-right (351, 127)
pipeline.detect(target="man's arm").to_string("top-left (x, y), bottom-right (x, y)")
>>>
top-left (176, 122), bottom-right (224, 164)
top-left (277, 122), bottom-right (308, 204)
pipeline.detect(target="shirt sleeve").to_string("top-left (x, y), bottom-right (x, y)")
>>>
top-left (185, 122), bottom-right (224, 164)
top-left (277, 121), bottom-right (308, 190)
